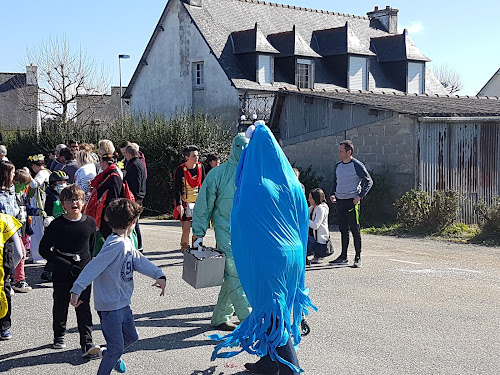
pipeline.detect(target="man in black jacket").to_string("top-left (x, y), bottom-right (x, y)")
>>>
top-left (124, 145), bottom-right (146, 252)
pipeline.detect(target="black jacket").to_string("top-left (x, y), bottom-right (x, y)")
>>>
top-left (124, 157), bottom-right (146, 200)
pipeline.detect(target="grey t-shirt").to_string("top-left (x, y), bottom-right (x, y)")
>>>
top-left (331, 158), bottom-right (373, 200)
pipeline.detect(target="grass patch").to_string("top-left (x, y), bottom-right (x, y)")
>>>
top-left (362, 224), bottom-right (401, 235)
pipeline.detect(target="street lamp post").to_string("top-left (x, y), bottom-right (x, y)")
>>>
top-left (118, 54), bottom-right (130, 134)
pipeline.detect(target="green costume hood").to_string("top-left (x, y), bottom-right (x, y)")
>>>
top-left (228, 133), bottom-right (249, 165)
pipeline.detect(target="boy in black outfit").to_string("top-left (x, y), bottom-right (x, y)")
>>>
top-left (39, 185), bottom-right (100, 357)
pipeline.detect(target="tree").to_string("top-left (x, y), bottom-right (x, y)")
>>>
top-left (432, 63), bottom-right (463, 94)
top-left (21, 37), bottom-right (109, 125)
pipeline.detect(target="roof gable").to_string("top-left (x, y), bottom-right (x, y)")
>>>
top-left (371, 29), bottom-right (430, 63)
top-left (312, 22), bottom-right (375, 56)
top-left (232, 23), bottom-right (279, 54)
top-left (267, 26), bottom-right (321, 58)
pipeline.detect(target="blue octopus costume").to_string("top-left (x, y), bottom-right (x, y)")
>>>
top-left (209, 122), bottom-right (316, 373)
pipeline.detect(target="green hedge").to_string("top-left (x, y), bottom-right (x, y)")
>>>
top-left (2, 112), bottom-right (234, 215)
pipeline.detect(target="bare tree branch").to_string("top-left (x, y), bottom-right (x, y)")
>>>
top-left (432, 63), bottom-right (464, 94)
top-left (20, 36), bottom-right (110, 125)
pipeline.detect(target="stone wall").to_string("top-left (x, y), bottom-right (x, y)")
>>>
top-left (0, 73), bottom-right (39, 130)
top-left (282, 113), bottom-right (418, 203)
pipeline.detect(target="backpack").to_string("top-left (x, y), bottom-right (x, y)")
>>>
top-left (84, 172), bottom-right (135, 228)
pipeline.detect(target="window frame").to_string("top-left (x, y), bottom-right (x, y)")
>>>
top-left (257, 55), bottom-right (273, 85)
top-left (296, 58), bottom-right (314, 89)
top-left (193, 61), bottom-right (205, 90)
top-left (348, 56), bottom-right (368, 91)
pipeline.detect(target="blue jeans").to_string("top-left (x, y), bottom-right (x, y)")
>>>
top-left (97, 306), bottom-right (138, 375)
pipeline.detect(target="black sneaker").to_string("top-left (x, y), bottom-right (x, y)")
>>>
top-left (82, 343), bottom-right (101, 357)
top-left (329, 256), bottom-right (348, 265)
top-left (40, 271), bottom-right (52, 282)
top-left (353, 258), bottom-right (362, 268)
top-left (12, 280), bottom-right (32, 293)
top-left (53, 337), bottom-right (66, 349)
top-left (310, 257), bottom-right (324, 264)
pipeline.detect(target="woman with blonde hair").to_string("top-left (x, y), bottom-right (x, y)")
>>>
top-left (74, 150), bottom-right (97, 202)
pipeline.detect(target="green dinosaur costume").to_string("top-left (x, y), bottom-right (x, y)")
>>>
top-left (192, 133), bottom-right (251, 326)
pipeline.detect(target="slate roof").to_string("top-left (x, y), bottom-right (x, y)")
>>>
top-left (232, 24), bottom-right (279, 54)
top-left (371, 30), bottom-right (430, 62)
top-left (277, 89), bottom-right (500, 117)
top-left (0, 73), bottom-right (25, 93)
top-left (124, 0), bottom-right (444, 98)
top-left (312, 22), bottom-right (375, 57)
top-left (267, 27), bottom-right (321, 58)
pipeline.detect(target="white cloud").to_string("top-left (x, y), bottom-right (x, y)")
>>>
top-left (399, 21), bottom-right (424, 34)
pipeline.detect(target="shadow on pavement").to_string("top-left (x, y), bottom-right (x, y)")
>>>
top-left (0, 345), bottom-right (92, 372)
top-left (128, 305), bottom-right (219, 352)
top-left (189, 365), bottom-right (248, 375)
top-left (140, 221), bottom-right (180, 228)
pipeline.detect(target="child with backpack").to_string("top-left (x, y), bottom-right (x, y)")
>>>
top-left (71, 198), bottom-right (166, 374)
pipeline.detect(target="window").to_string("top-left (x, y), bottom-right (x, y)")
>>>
top-left (408, 62), bottom-right (424, 94)
top-left (349, 56), bottom-right (368, 90)
top-left (193, 62), bottom-right (204, 89)
top-left (296, 59), bottom-right (313, 89)
top-left (257, 55), bottom-right (272, 84)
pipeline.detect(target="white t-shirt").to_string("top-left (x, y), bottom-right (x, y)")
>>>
top-left (75, 163), bottom-right (97, 201)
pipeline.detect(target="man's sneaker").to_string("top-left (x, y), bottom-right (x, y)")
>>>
top-left (114, 358), bottom-right (126, 373)
top-left (52, 337), bottom-right (66, 349)
top-left (353, 258), bottom-right (362, 268)
top-left (329, 256), bottom-right (348, 265)
top-left (12, 280), bottom-right (32, 293)
top-left (0, 330), bottom-right (12, 340)
top-left (310, 257), bottom-right (324, 264)
top-left (40, 271), bottom-right (52, 282)
top-left (9, 288), bottom-right (14, 296)
top-left (82, 343), bottom-right (101, 358)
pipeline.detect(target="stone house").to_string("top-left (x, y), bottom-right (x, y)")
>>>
top-left (0, 66), bottom-right (40, 131)
top-left (75, 86), bottom-right (130, 126)
top-left (123, 0), bottom-right (447, 125)
top-left (270, 89), bottom-right (500, 222)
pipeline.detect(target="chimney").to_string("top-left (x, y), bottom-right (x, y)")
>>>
top-left (367, 5), bottom-right (399, 34)
top-left (186, 0), bottom-right (202, 7)
top-left (26, 64), bottom-right (38, 85)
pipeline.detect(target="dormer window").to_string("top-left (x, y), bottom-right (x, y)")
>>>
top-left (257, 55), bottom-right (273, 85)
top-left (408, 62), bottom-right (424, 94)
top-left (349, 56), bottom-right (368, 90)
top-left (296, 59), bottom-right (313, 89)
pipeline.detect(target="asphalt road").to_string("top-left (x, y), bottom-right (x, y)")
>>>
top-left (1, 220), bottom-right (499, 374)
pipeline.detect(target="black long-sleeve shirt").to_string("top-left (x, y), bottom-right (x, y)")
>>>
top-left (39, 214), bottom-right (96, 282)
top-left (124, 157), bottom-right (146, 200)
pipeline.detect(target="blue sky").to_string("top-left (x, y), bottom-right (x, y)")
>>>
top-left (1, 0), bottom-right (498, 95)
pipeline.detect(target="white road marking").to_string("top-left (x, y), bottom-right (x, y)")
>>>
top-left (388, 259), bottom-right (422, 265)
top-left (446, 267), bottom-right (481, 274)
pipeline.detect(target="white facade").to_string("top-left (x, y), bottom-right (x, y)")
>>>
top-left (478, 69), bottom-right (500, 96)
top-left (128, 0), bottom-right (239, 123)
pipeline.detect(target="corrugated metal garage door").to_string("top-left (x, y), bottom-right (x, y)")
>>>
top-left (418, 122), bottom-right (500, 223)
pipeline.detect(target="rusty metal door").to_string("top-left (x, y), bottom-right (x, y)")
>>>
top-left (418, 121), bottom-right (500, 223)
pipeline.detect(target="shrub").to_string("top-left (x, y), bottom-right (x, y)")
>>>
top-left (394, 189), bottom-right (459, 234)
top-left (2, 112), bottom-right (234, 215)
top-left (359, 172), bottom-right (394, 227)
top-left (474, 198), bottom-right (500, 242)
top-left (295, 165), bottom-right (324, 195)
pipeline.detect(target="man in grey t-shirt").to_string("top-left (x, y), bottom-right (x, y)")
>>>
top-left (329, 140), bottom-right (372, 268)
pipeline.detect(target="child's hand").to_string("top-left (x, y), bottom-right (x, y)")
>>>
top-left (70, 292), bottom-right (83, 308)
top-left (152, 278), bottom-right (166, 296)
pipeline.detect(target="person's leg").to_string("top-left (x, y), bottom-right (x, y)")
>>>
top-left (276, 336), bottom-right (300, 375)
top-left (224, 255), bottom-right (251, 322)
top-left (121, 306), bottom-right (139, 350)
top-left (134, 220), bottom-right (142, 251)
top-left (14, 239), bottom-right (26, 283)
top-left (28, 217), bottom-right (45, 263)
top-left (52, 282), bottom-right (71, 343)
top-left (75, 284), bottom-right (94, 347)
top-left (306, 236), bottom-right (316, 256)
top-left (211, 278), bottom-right (235, 326)
top-left (97, 310), bottom-right (124, 375)
top-left (337, 199), bottom-right (350, 260)
top-left (0, 276), bottom-right (12, 335)
top-left (347, 201), bottom-right (362, 259)
top-left (180, 220), bottom-right (191, 251)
